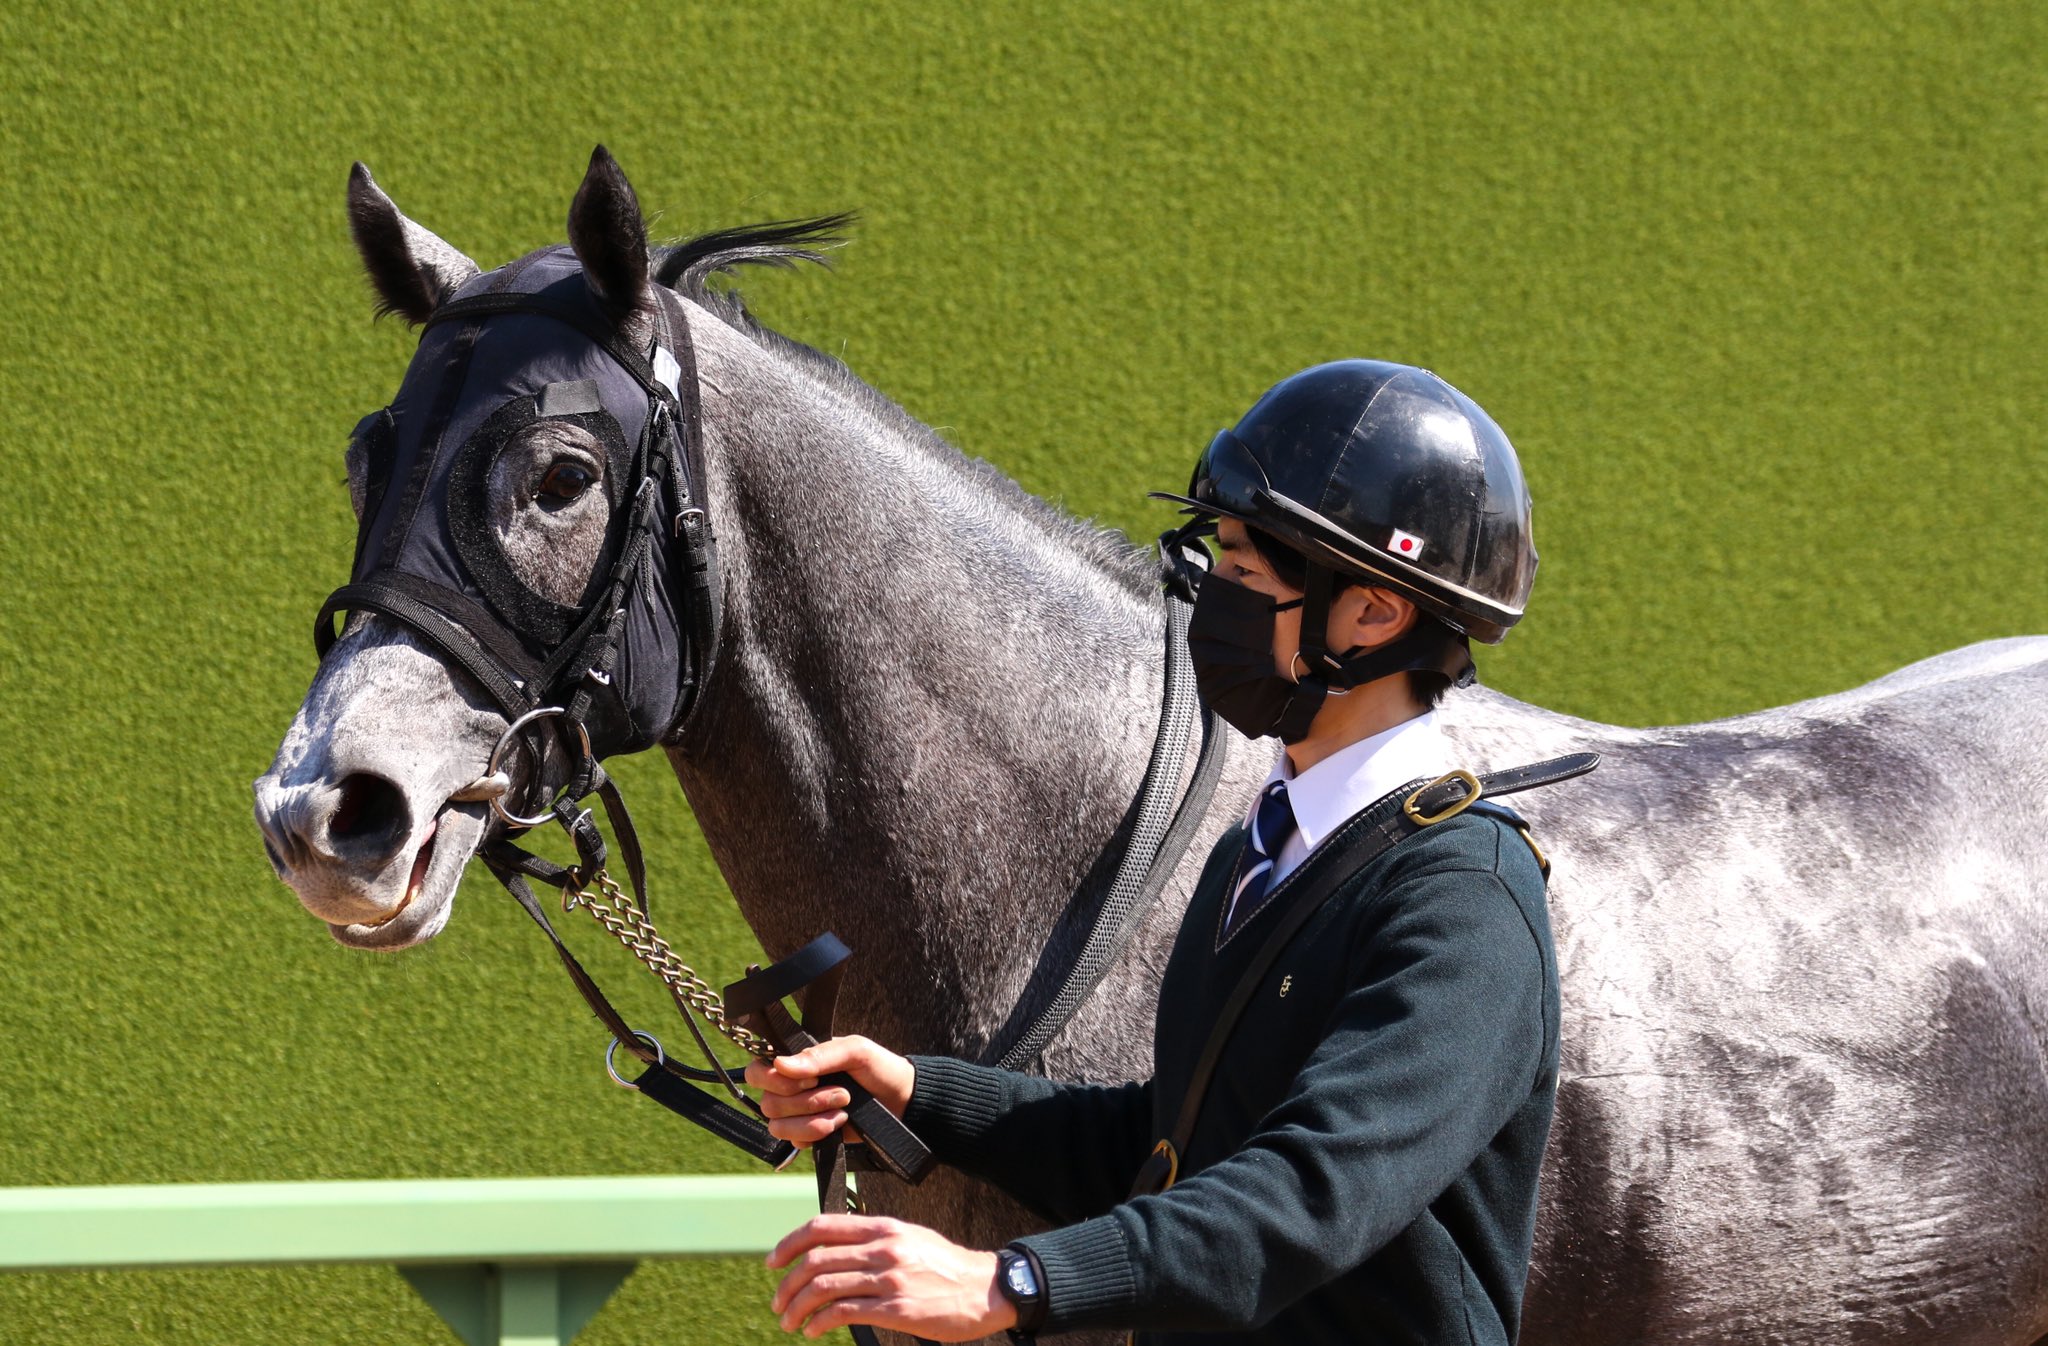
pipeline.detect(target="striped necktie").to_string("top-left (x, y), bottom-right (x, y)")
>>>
top-left (1224, 779), bottom-right (1297, 941)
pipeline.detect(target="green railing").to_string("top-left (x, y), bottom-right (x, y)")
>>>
top-left (0, 1175), bottom-right (817, 1346)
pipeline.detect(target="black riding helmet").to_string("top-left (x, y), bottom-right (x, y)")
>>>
top-left (1154, 359), bottom-right (1537, 646)
top-left (1153, 361), bottom-right (1535, 739)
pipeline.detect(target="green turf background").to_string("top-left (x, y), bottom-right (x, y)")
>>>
top-left (3, 2), bottom-right (2044, 1341)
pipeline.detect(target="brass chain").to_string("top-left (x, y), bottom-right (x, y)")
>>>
top-left (564, 866), bottom-right (778, 1059)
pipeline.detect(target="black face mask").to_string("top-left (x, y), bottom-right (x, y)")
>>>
top-left (1186, 573), bottom-right (1326, 743)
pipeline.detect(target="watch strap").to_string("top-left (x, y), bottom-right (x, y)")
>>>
top-left (998, 1243), bottom-right (1049, 1337)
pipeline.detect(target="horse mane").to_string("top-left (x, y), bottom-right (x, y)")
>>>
top-left (654, 213), bottom-right (856, 308)
top-left (652, 218), bottom-right (1156, 595)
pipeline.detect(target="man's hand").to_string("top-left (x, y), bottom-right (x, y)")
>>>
top-left (767, 1214), bottom-right (1017, 1341)
top-left (744, 1034), bottom-right (916, 1147)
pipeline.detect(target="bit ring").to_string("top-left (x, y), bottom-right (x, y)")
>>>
top-left (485, 706), bottom-right (593, 827)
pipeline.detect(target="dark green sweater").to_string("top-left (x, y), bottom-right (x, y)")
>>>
top-left (905, 804), bottom-right (1558, 1344)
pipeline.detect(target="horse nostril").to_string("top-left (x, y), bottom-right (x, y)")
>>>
top-left (328, 772), bottom-right (410, 859)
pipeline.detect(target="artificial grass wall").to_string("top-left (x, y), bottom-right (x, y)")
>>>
top-left (2, 2), bottom-right (2044, 1342)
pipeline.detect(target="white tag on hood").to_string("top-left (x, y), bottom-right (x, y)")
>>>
top-left (652, 346), bottom-right (682, 398)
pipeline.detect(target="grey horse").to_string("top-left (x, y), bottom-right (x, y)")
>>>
top-left (254, 152), bottom-right (2048, 1346)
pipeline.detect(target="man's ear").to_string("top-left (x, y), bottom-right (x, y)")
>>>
top-left (1331, 585), bottom-right (1419, 653)
top-left (347, 164), bottom-right (480, 325)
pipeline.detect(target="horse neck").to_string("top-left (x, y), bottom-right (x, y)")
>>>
top-left (667, 311), bottom-right (1167, 1053)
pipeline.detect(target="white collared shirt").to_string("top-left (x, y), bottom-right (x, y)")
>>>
top-left (1255, 710), bottom-right (1457, 888)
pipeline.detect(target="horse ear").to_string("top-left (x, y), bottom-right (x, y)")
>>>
top-left (347, 163), bottom-right (479, 325)
top-left (567, 145), bottom-right (650, 320)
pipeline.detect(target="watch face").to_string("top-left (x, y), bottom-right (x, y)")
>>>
top-left (1004, 1254), bottom-right (1039, 1298)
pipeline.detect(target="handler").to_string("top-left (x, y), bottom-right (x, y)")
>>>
top-left (749, 359), bottom-right (1555, 1344)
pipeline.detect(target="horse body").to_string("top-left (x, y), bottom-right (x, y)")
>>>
top-left (1442, 646), bottom-right (2048, 1343)
top-left (255, 156), bottom-right (2048, 1345)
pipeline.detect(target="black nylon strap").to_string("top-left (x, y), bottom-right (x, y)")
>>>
top-left (630, 1061), bottom-right (789, 1156)
top-left (478, 845), bottom-right (793, 1167)
top-left (723, 934), bottom-right (854, 1019)
top-left (1130, 751), bottom-right (1600, 1197)
top-left (726, 939), bottom-right (936, 1186)
top-left (593, 777), bottom-right (648, 913)
top-left (652, 285), bottom-right (724, 743)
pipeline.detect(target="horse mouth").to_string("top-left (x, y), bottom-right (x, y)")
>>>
top-left (369, 823), bottom-right (438, 924)
top-left (328, 804), bottom-right (487, 950)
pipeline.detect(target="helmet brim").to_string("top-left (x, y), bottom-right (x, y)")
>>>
top-left (1148, 487), bottom-right (1519, 644)
top-left (1146, 488), bottom-right (1250, 520)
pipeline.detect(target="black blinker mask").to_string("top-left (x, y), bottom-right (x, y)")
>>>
top-left (315, 246), bottom-right (720, 767)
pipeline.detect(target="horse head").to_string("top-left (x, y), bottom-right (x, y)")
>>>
top-left (252, 147), bottom-right (791, 950)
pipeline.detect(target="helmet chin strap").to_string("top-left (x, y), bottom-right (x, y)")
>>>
top-left (1275, 563), bottom-right (1476, 743)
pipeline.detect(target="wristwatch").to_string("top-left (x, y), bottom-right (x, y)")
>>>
top-left (995, 1245), bottom-right (1048, 1339)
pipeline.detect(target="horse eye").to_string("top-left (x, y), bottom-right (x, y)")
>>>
top-left (537, 461), bottom-right (596, 502)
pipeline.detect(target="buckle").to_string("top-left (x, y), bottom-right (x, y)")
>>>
top-left (1141, 1138), bottom-right (1180, 1193)
top-left (1403, 768), bottom-right (1482, 826)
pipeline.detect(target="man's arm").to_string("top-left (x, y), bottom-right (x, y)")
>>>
top-left (903, 1055), bottom-right (1155, 1223)
top-left (748, 1038), bottom-right (1155, 1224)
top-left (764, 859), bottom-right (1552, 1339)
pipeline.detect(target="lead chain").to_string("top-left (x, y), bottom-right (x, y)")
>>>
top-left (564, 866), bottom-right (778, 1059)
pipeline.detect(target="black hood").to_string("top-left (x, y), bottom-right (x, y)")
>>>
top-left (320, 245), bottom-right (716, 761)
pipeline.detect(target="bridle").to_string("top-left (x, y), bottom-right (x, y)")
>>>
top-left (307, 258), bottom-right (1229, 1273)
top-left (310, 259), bottom-right (790, 1159)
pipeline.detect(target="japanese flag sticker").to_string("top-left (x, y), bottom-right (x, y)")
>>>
top-left (1388, 528), bottom-right (1426, 560)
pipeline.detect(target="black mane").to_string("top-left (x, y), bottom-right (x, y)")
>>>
top-left (653, 213), bottom-right (855, 322)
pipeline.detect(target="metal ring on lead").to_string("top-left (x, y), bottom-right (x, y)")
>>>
top-left (605, 1031), bottom-right (665, 1089)
top-left (485, 706), bottom-right (594, 827)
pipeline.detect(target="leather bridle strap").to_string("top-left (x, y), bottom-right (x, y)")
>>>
top-left (479, 833), bottom-right (795, 1168)
top-left (316, 572), bottom-right (543, 720)
top-left (984, 530), bottom-right (1228, 1071)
